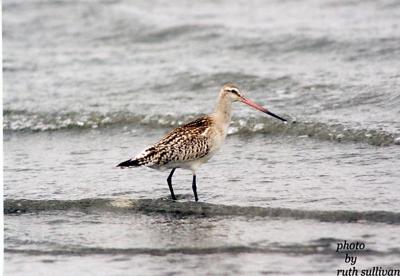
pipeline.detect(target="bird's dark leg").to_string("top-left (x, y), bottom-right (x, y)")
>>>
top-left (192, 174), bottom-right (198, 202)
top-left (167, 168), bottom-right (177, 200)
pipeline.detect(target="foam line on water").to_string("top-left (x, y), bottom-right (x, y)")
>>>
top-left (3, 109), bottom-right (398, 146)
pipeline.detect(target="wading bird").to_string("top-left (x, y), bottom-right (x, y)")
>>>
top-left (117, 84), bottom-right (286, 201)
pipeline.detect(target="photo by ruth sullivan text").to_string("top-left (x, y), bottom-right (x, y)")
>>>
top-left (336, 240), bottom-right (400, 276)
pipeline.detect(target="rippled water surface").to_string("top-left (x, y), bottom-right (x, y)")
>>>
top-left (3, 0), bottom-right (400, 275)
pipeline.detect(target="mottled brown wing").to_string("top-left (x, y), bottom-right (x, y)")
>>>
top-left (133, 116), bottom-right (212, 167)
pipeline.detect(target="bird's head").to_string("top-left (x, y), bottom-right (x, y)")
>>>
top-left (220, 83), bottom-right (287, 122)
top-left (220, 83), bottom-right (243, 101)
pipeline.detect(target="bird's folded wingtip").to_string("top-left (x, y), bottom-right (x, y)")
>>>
top-left (117, 159), bottom-right (139, 168)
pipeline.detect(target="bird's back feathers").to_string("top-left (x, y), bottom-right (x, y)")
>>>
top-left (117, 116), bottom-right (213, 169)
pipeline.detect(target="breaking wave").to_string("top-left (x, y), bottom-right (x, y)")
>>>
top-left (5, 245), bottom-right (396, 257)
top-left (4, 109), bottom-right (398, 146)
top-left (4, 198), bottom-right (400, 224)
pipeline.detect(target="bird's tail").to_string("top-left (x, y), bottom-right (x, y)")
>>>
top-left (117, 158), bottom-right (140, 168)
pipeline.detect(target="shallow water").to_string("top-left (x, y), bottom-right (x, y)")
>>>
top-left (3, 0), bottom-right (400, 275)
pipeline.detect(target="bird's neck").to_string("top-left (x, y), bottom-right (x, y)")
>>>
top-left (213, 93), bottom-right (233, 132)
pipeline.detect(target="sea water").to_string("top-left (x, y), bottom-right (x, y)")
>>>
top-left (3, 0), bottom-right (400, 275)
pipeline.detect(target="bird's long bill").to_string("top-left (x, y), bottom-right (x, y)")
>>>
top-left (240, 97), bottom-right (287, 122)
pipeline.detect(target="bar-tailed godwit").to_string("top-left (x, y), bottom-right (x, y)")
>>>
top-left (117, 84), bottom-right (286, 201)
